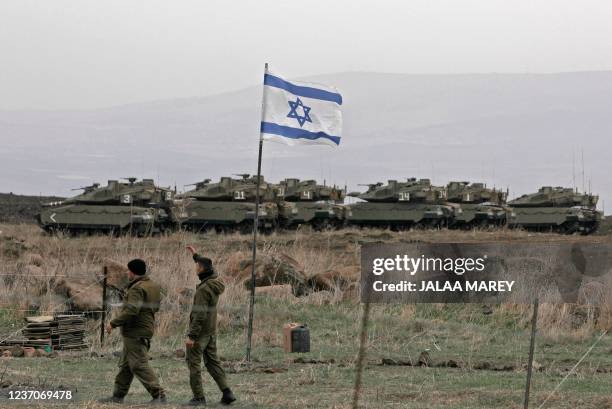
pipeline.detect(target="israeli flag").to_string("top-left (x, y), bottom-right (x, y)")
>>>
top-left (260, 71), bottom-right (343, 146)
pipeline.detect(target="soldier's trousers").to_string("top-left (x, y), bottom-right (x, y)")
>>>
top-left (114, 336), bottom-right (164, 398)
top-left (187, 335), bottom-right (228, 399)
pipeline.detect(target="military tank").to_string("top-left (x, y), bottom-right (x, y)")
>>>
top-left (37, 178), bottom-right (175, 235)
top-left (275, 178), bottom-right (345, 230)
top-left (507, 186), bottom-right (602, 234)
top-left (173, 174), bottom-right (279, 233)
top-left (345, 178), bottom-right (454, 229)
top-left (446, 181), bottom-right (509, 228)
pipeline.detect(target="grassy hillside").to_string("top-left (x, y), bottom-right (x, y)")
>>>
top-left (0, 193), bottom-right (64, 224)
top-left (0, 225), bottom-right (611, 408)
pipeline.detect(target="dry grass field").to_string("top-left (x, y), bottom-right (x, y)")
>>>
top-left (1, 223), bottom-right (611, 408)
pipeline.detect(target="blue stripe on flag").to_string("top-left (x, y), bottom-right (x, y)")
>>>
top-left (260, 122), bottom-right (341, 145)
top-left (264, 74), bottom-right (343, 105)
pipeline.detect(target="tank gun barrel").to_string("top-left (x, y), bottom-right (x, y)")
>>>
top-left (71, 182), bottom-right (100, 191)
top-left (185, 179), bottom-right (211, 187)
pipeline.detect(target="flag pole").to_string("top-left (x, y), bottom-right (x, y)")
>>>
top-left (246, 62), bottom-right (268, 362)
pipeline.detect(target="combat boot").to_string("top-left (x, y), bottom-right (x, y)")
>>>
top-left (183, 396), bottom-right (206, 406)
top-left (220, 388), bottom-right (236, 405)
top-left (149, 392), bottom-right (168, 405)
top-left (98, 395), bottom-right (124, 404)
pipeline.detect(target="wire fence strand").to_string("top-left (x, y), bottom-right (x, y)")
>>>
top-left (536, 330), bottom-right (609, 409)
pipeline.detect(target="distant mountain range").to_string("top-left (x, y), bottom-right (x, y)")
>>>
top-left (1, 71), bottom-right (611, 213)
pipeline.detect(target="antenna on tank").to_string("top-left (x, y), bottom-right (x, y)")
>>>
top-left (581, 148), bottom-right (585, 194)
top-left (344, 181), bottom-right (349, 204)
top-left (572, 150), bottom-right (576, 191)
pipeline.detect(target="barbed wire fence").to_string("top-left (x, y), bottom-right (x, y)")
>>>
top-left (350, 297), bottom-right (609, 409)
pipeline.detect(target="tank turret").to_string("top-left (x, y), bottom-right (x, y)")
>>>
top-left (53, 178), bottom-right (172, 207)
top-left (446, 181), bottom-right (506, 205)
top-left (276, 178), bottom-right (344, 202)
top-left (182, 174), bottom-right (276, 202)
top-left (508, 186), bottom-right (598, 208)
top-left (355, 178), bottom-right (445, 203)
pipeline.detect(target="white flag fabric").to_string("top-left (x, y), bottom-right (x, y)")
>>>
top-left (260, 71), bottom-right (343, 146)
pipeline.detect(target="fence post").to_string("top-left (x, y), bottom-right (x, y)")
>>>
top-left (524, 298), bottom-right (539, 409)
top-left (100, 266), bottom-right (108, 345)
top-left (352, 300), bottom-right (371, 409)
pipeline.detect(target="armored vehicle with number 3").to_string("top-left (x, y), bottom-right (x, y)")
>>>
top-left (36, 178), bottom-right (175, 235)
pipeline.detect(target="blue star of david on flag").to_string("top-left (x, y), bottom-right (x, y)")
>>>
top-left (286, 97), bottom-right (312, 127)
top-left (261, 69), bottom-right (343, 146)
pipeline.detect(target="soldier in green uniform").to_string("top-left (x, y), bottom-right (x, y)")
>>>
top-left (99, 259), bottom-right (167, 404)
top-left (184, 246), bottom-right (236, 406)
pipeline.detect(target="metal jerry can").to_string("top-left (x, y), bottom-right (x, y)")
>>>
top-left (283, 323), bottom-right (310, 353)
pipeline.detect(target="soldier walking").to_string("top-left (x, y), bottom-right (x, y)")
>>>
top-left (184, 246), bottom-right (236, 406)
top-left (99, 259), bottom-right (167, 404)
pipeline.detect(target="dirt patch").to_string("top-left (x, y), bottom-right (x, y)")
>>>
top-left (293, 357), bottom-right (336, 364)
top-left (380, 357), bottom-right (517, 372)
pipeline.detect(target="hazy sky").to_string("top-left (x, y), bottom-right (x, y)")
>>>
top-left (2, 0), bottom-right (612, 110)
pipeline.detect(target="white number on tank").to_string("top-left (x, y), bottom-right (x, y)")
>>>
top-left (399, 192), bottom-right (410, 201)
